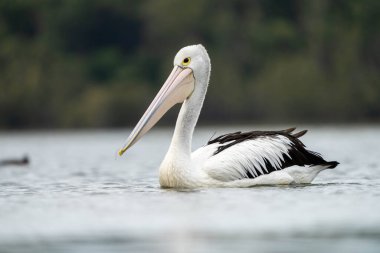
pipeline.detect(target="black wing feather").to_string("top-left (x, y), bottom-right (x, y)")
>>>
top-left (207, 128), bottom-right (338, 179)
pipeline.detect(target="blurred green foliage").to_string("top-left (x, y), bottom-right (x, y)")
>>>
top-left (0, 0), bottom-right (379, 128)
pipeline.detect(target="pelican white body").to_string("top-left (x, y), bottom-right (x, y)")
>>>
top-left (119, 45), bottom-right (338, 188)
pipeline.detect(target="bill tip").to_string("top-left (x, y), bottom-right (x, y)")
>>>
top-left (118, 149), bottom-right (125, 156)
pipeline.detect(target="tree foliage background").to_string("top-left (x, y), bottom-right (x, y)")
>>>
top-left (0, 0), bottom-right (379, 128)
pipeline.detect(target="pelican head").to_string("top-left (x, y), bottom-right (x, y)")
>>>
top-left (119, 44), bottom-right (211, 156)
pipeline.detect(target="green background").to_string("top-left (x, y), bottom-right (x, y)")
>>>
top-left (0, 0), bottom-right (379, 128)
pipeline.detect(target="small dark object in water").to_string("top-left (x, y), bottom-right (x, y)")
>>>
top-left (0, 156), bottom-right (29, 167)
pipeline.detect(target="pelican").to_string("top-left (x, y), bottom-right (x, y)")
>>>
top-left (118, 44), bottom-right (338, 188)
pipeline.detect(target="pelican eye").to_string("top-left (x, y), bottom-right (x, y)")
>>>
top-left (182, 57), bottom-right (191, 66)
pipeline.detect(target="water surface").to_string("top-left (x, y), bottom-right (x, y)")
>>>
top-left (1, 126), bottom-right (380, 252)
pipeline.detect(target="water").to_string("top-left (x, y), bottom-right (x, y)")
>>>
top-left (1, 126), bottom-right (380, 253)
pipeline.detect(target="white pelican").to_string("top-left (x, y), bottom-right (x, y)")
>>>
top-left (118, 44), bottom-right (338, 188)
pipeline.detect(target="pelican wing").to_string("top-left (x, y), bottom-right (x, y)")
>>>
top-left (198, 128), bottom-right (338, 182)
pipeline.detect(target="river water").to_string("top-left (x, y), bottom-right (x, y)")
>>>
top-left (0, 126), bottom-right (380, 253)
